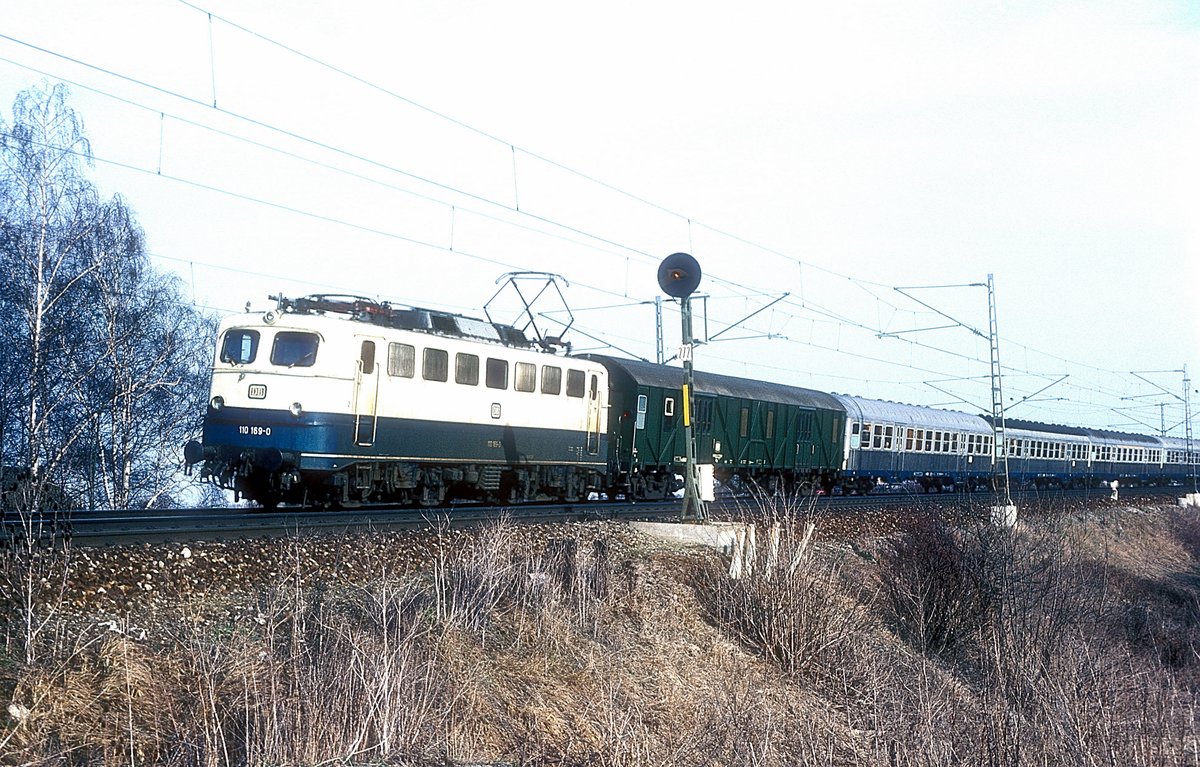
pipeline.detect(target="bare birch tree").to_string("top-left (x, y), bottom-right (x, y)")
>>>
top-left (1, 82), bottom-right (213, 660)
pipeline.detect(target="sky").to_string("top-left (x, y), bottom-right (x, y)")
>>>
top-left (1, 0), bottom-right (1198, 438)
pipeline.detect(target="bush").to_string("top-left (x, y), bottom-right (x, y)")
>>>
top-left (694, 517), bottom-right (870, 678)
top-left (877, 516), bottom-right (994, 656)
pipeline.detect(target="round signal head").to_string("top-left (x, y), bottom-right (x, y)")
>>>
top-left (657, 252), bottom-right (702, 298)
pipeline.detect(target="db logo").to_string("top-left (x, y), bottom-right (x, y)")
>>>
top-left (248, 384), bottom-right (268, 399)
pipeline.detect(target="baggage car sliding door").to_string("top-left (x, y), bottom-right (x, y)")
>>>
top-left (354, 337), bottom-right (382, 446)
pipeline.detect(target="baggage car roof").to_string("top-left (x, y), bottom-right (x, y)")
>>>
top-left (584, 355), bottom-right (845, 412)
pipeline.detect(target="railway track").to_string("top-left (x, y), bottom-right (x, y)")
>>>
top-left (3, 486), bottom-right (1186, 547)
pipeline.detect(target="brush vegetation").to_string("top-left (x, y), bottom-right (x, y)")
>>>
top-left (2, 505), bottom-right (1199, 766)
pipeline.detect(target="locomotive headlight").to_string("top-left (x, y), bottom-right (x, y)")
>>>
top-left (289, 401), bottom-right (304, 417)
top-left (210, 396), bottom-right (225, 410)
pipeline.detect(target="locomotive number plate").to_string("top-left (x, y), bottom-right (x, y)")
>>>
top-left (248, 384), bottom-right (267, 399)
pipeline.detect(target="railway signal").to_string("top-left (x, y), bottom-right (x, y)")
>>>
top-left (658, 252), bottom-right (707, 521)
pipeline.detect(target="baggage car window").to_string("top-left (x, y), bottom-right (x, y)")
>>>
top-left (541, 366), bottom-right (562, 395)
top-left (696, 397), bottom-right (714, 435)
top-left (271, 332), bottom-right (319, 367)
top-left (766, 409), bottom-right (775, 440)
top-left (739, 407), bottom-right (749, 438)
top-left (456, 353), bottom-right (479, 385)
top-left (796, 411), bottom-right (813, 440)
top-left (566, 369), bottom-right (585, 398)
top-left (515, 362), bottom-right (536, 392)
top-left (220, 329), bottom-right (259, 364)
top-left (486, 358), bottom-right (508, 389)
top-left (388, 343), bottom-right (415, 378)
top-left (423, 348), bottom-right (448, 382)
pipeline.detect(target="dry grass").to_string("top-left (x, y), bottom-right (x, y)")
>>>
top-left (1, 506), bottom-right (1199, 765)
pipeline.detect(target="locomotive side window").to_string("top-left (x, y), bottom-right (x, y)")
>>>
top-left (456, 353), bottom-right (479, 385)
top-left (541, 365), bottom-right (562, 395)
top-left (220, 329), bottom-right (259, 364)
top-left (515, 362), bottom-right (536, 392)
top-left (423, 348), bottom-right (448, 382)
top-left (566, 369), bottom-right (585, 398)
top-left (387, 343), bottom-right (415, 378)
top-left (271, 332), bottom-right (319, 367)
top-left (486, 358), bottom-right (508, 389)
top-left (359, 341), bottom-right (376, 375)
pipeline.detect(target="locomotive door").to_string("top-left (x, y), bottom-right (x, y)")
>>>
top-left (354, 337), bottom-right (382, 445)
top-left (585, 374), bottom-right (601, 455)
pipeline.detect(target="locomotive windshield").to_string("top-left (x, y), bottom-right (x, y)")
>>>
top-left (271, 332), bottom-right (320, 367)
top-left (220, 329), bottom-right (260, 365)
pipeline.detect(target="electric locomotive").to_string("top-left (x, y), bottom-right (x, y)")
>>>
top-left (185, 295), bottom-right (609, 507)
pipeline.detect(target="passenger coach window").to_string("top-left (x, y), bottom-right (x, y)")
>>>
top-left (271, 332), bottom-right (319, 367)
top-left (456, 353), bottom-right (479, 385)
top-left (541, 366), bottom-right (562, 395)
top-left (388, 343), bottom-right (415, 378)
top-left (220, 329), bottom-right (260, 364)
top-left (515, 362), bottom-right (536, 392)
top-left (423, 348), bottom-right (448, 382)
top-left (566, 369), bottom-right (585, 398)
top-left (486, 358), bottom-right (509, 389)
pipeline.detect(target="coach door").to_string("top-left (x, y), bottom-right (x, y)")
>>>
top-left (354, 338), bottom-right (382, 445)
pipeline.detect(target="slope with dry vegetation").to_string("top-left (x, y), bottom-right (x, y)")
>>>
top-left (2, 504), bottom-right (1198, 766)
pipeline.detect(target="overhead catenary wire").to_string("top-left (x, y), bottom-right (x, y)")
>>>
top-left (0, 23), bottom-right (1187, 434)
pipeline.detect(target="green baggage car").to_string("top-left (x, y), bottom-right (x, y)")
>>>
top-left (587, 355), bottom-right (846, 499)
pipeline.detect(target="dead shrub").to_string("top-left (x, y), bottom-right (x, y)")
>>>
top-left (878, 516), bottom-right (995, 656)
top-left (694, 516), bottom-right (871, 678)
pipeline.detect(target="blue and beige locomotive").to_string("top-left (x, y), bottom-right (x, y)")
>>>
top-left (186, 295), bottom-right (609, 507)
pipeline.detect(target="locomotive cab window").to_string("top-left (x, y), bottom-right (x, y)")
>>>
top-left (220, 329), bottom-right (260, 365)
top-left (270, 332), bottom-right (319, 368)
